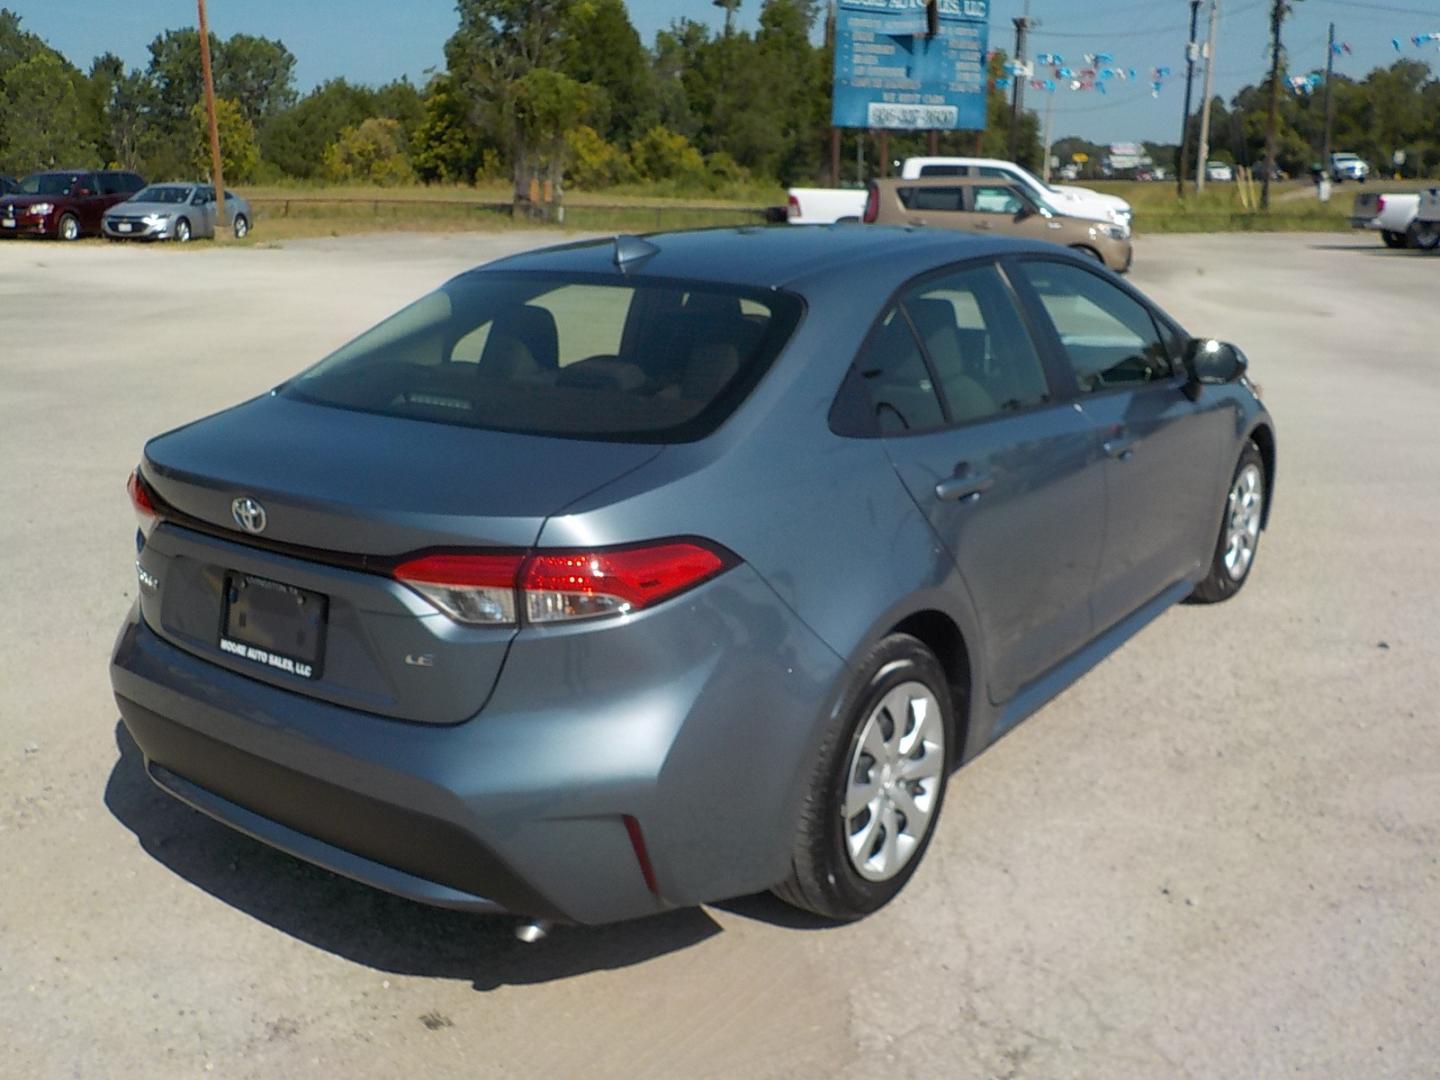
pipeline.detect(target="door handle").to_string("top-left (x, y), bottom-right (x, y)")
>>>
top-left (972, 220), bottom-right (994, 230)
top-left (935, 471), bottom-right (994, 503)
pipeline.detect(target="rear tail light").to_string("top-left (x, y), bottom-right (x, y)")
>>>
top-left (393, 553), bottom-right (524, 625)
top-left (392, 541), bottom-right (735, 627)
top-left (127, 469), bottom-right (161, 540)
top-left (1376, 196), bottom-right (1386, 213)
top-left (787, 194), bottom-right (801, 221)
top-left (862, 183), bottom-right (879, 224)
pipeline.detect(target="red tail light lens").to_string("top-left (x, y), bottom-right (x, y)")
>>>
top-left (862, 183), bottom-right (879, 224)
top-left (391, 541), bottom-right (735, 627)
top-left (523, 542), bottom-right (731, 624)
top-left (127, 469), bottom-right (161, 540)
top-left (1376, 196), bottom-right (1386, 214)
top-left (392, 553), bottom-right (524, 626)
top-left (787, 194), bottom-right (801, 221)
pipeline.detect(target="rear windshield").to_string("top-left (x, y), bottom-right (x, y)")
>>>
top-left (282, 272), bottom-right (804, 443)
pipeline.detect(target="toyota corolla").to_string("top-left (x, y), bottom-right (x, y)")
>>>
top-left (111, 228), bottom-right (1275, 929)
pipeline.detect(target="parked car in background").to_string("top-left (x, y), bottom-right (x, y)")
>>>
top-left (111, 227), bottom-right (1272, 930)
top-left (786, 186), bottom-right (867, 225)
top-left (1349, 191), bottom-right (1427, 249)
top-left (1330, 153), bottom-right (1370, 183)
top-left (104, 184), bottom-right (253, 242)
top-left (1205, 161), bottom-right (1234, 183)
top-left (901, 157), bottom-right (1134, 229)
top-left (864, 177), bottom-right (1133, 273)
top-left (0, 169), bottom-right (145, 240)
top-left (0, 175), bottom-right (16, 195)
top-left (786, 156), bottom-right (1134, 229)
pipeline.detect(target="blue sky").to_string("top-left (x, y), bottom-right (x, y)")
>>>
top-left (11, 0), bottom-right (1438, 143)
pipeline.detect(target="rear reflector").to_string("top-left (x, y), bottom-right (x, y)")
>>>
top-left (391, 541), bottom-right (735, 627)
top-left (127, 469), bottom-right (161, 540)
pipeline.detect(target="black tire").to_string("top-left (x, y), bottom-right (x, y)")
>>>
top-left (1408, 223), bottom-right (1440, 252)
top-left (1189, 441), bottom-right (1266, 604)
top-left (1382, 230), bottom-right (1408, 250)
top-left (233, 214), bottom-right (250, 239)
top-left (57, 213), bottom-right (80, 241)
top-left (174, 217), bottom-right (192, 243)
top-left (774, 633), bottom-right (955, 921)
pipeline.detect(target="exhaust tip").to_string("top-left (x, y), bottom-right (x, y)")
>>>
top-left (513, 918), bottom-right (553, 944)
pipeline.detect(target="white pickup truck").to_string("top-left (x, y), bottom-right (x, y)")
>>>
top-left (1350, 190), bottom-right (1440, 250)
top-left (787, 156), bottom-right (1133, 230)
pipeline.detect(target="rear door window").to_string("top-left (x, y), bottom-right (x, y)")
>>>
top-left (1015, 261), bottom-right (1174, 391)
top-left (901, 264), bottom-right (1052, 424)
top-left (897, 187), bottom-right (965, 212)
top-left (852, 309), bottom-right (945, 435)
top-left (283, 273), bottom-right (803, 443)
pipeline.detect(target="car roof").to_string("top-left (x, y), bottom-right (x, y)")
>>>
top-left (474, 226), bottom-right (1064, 292)
top-left (873, 176), bottom-right (1022, 188)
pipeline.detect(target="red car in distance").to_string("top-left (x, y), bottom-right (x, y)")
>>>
top-left (0, 169), bottom-right (146, 240)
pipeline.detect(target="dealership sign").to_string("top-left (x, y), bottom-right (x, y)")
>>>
top-left (832, 0), bottom-right (990, 131)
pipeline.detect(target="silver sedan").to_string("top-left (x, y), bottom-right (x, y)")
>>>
top-left (103, 184), bottom-right (253, 242)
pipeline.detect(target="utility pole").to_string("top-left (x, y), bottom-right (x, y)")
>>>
top-left (1041, 92), bottom-right (1055, 182)
top-left (1321, 21), bottom-right (1336, 171)
top-left (1261, 0), bottom-right (1288, 210)
top-left (827, 0), bottom-right (839, 186)
top-left (1008, 0), bottom-right (1031, 164)
top-left (1176, 0), bottom-right (1202, 197)
top-left (1196, 0), bottom-right (1220, 193)
top-left (196, 0), bottom-right (227, 230)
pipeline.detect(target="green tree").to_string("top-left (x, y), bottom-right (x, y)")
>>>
top-left (564, 123), bottom-right (634, 187)
top-left (146, 28), bottom-right (296, 130)
top-left (259, 79), bottom-right (377, 179)
top-left (324, 117), bottom-right (415, 185)
top-left (0, 50), bottom-right (95, 171)
top-left (444, 0), bottom-right (574, 189)
top-left (630, 124), bottom-right (705, 183)
top-left (560, 0), bottom-right (657, 144)
top-left (190, 97), bottom-right (261, 182)
top-left (512, 67), bottom-right (599, 190)
top-left (411, 74), bottom-right (484, 183)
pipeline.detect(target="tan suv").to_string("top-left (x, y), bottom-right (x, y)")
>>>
top-left (863, 177), bottom-right (1133, 273)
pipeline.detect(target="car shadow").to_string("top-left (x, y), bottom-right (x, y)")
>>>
top-left (104, 721), bottom-right (733, 989)
top-left (1307, 242), bottom-right (1439, 257)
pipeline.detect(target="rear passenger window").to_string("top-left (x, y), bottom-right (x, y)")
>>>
top-left (1017, 261), bottom-right (1174, 390)
top-left (854, 309), bottom-right (945, 435)
top-left (897, 187), bottom-right (964, 212)
top-left (903, 265), bottom-right (1051, 424)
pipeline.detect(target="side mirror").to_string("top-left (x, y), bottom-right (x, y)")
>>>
top-left (1184, 339), bottom-right (1248, 398)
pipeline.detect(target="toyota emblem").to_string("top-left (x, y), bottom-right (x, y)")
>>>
top-left (231, 497), bottom-right (268, 535)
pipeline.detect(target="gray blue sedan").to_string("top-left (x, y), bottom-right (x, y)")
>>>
top-left (111, 227), bottom-right (1274, 930)
top-left (104, 183), bottom-right (252, 242)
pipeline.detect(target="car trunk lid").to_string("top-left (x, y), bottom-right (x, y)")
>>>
top-left (137, 394), bottom-right (662, 723)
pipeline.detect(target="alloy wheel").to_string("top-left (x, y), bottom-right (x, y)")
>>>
top-left (1224, 463), bottom-right (1263, 580)
top-left (842, 681), bottom-right (945, 882)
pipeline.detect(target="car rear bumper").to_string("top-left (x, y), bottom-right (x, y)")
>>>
top-left (109, 562), bottom-right (845, 925)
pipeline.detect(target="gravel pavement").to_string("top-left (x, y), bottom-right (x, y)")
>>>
top-left (1, 230), bottom-right (1437, 1079)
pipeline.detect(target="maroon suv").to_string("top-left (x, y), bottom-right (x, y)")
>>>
top-left (0, 169), bottom-right (146, 240)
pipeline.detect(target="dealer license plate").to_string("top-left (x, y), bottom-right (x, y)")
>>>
top-left (220, 572), bottom-right (327, 680)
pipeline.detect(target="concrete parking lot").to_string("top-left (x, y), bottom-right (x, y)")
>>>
top-left (2, 230), bottom-right (1437, 1080)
